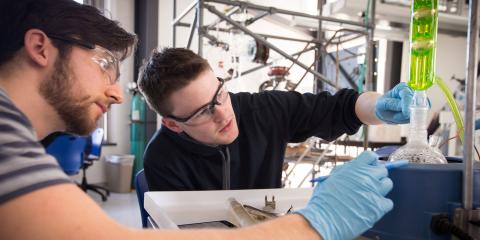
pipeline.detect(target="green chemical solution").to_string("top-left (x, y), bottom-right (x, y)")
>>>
top-left (408, 0), bottom-right (438, 91)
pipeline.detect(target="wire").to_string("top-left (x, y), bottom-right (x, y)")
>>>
top-left (438, 135), bottom-right (458, 149)
top-left (436, 132), bottom-right (480, 160)
top-left (474, 145), bottom-right (480, 160)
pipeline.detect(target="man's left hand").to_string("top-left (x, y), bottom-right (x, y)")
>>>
top-left (375, 82), bottom-right (414, 124)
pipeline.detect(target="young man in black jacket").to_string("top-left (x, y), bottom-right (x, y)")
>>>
top-left (138, 48), bottom-right (413, 191)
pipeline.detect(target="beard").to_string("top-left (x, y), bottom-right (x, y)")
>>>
top-left (39, 56), bottom-right (100, 136)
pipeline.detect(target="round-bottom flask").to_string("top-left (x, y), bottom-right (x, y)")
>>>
top-left (388, 140), bottom-right (447, 164)
top-left (389, 91), bottom-right (447, 164)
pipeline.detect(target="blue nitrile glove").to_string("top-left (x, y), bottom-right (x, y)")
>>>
top-left (375, 82), bottom-right (414, 124)
top-left (296, 151), bottom-right (394, 240)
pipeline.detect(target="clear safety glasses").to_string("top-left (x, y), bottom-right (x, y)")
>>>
top-left (47, 34), bottom-right (120, 85)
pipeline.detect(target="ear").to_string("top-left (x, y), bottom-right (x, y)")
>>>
top-left (23, 29), bottom-right (54, 67)
top-left (162, 118), bottom-right (184, 133)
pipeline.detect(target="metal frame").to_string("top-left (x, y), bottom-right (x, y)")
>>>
top-left (171, 0), bottom-right (375, 90)
top-left (455, 0), bottom-right (480, 236)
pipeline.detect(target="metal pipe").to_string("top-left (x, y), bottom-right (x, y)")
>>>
top-left (203, 31), bottom-right (228, 50)
top-left (179, 23), bottom-right (365, 47)
top-left (258, 33), bottom-right (323, 45)
top-left (245, 11), bottom-right (271, 26)
top-left (363, 0), bottom-right (376, 150)
top-left (179, 22), bottom-right (325, 45)
top-left (327, 53), bottom-right (357, 90)
top-left (224, 46), bottom-right (316, 81)
top-left (206, 6), bottom-right (240, 29)
top-left (172, 0), bottom-right (197, 26)
top-left (287, 43), bottom-right (312, 73)
top-left (463, 0), bottom-right (479, 211)
top-left (297, 135), bottom-right (347, 188)
top-left (314, 0), bottom-right (324, 93)
top-left (199, 26), bottom-right (319, 49)
top-left (176, 22), bottom-right (191, 28)
top-left (284, 138), bottom-right (316, 181)
top-left (456, 0), bottom-right (464, 16)
top-left (173, 0), bottom-right (177, 47)
top-left (204, 0), bottom-right (369, 28)
top-left (205, 4), bottom-right (336, 88)
top-left (292, 62), bottom-right (315, 91)
top-left (364, 0), bottom-right (376, 93)
top-left (197, 0), bottom-right (204, 56)
top-left (332, 32), bottom-right (366, 45)
top-left (186, 9), bottom-right (198, 49)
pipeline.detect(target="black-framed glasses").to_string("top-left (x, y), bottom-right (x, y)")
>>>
top-left (47, 34), bottom-right (120, 85)
top-left (167, 77), bottom-right (229, 125)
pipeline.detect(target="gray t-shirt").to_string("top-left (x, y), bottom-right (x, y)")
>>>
top-left (0, 88), bottom-right (71, 204)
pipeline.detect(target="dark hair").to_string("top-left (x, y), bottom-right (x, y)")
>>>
top-left (0, 0), bottom-right (137, 66)
top-left (138, 48), bottom-right (211, 116)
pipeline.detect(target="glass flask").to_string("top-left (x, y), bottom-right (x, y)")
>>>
top-left (389, 91), bottom-right (447, 164)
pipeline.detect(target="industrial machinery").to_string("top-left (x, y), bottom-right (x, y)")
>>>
top-left (364, 163), bottom-right (480, 239)
top-left (373, 0), bottom-right (480, 238)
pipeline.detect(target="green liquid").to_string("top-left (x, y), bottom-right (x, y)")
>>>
top-left (408, 0), bottom-right (438, 91)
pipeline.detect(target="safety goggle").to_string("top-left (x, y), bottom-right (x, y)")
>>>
top-left (167, 77), bottom-right (229, 125)
top-left (47, 34), bottom-right (120, 85)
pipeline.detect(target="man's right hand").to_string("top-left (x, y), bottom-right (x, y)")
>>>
top-left (296, 151), bottom-right (394, 240)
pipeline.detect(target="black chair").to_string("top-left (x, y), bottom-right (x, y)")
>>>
top-left (43, 128), bottom-right (109, 201)
top-left (135, 169), bottom-right (150, 228)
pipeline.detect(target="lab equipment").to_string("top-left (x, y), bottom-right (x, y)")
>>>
top-left (130, 91), bottom-right (147, 186)
top-left (296, 151), bottom-right (393, 240)
top-left (310, 159), bottom-right (409, 183)
top-left (408, 0), bottom-right (438, 91)
top-left (363, 162), bottom-right (480, 239)
top-left (228, 198), bottom-right (257, 227)
top-left (389, 91), bottom-right (447, 164)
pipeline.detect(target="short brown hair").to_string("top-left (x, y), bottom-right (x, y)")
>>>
top-left (138, 48), bottom-right (211, 116)
top-left (0, 0), bottom-right (137, 66)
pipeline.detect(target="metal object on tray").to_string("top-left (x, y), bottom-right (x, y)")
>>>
top-left (229, 195), bottom-right (293, 225)
top-left (264, 195), bottom-right (276, 211)
top-left (228, 197), bottom-right (258, 227)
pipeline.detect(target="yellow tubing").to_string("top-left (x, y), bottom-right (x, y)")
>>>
top-left (435, 76), bottom-right (464, 143)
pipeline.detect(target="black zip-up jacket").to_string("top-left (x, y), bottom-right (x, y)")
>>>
top-left (144, 89), bottom-right (362, 191)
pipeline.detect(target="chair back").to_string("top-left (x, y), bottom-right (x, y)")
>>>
top-left (45, 134), bottom-right (87, 175)
top-left (86, 128), bottom-right (103, 160)
top-left (135, 169), bottom-right (150, 228)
